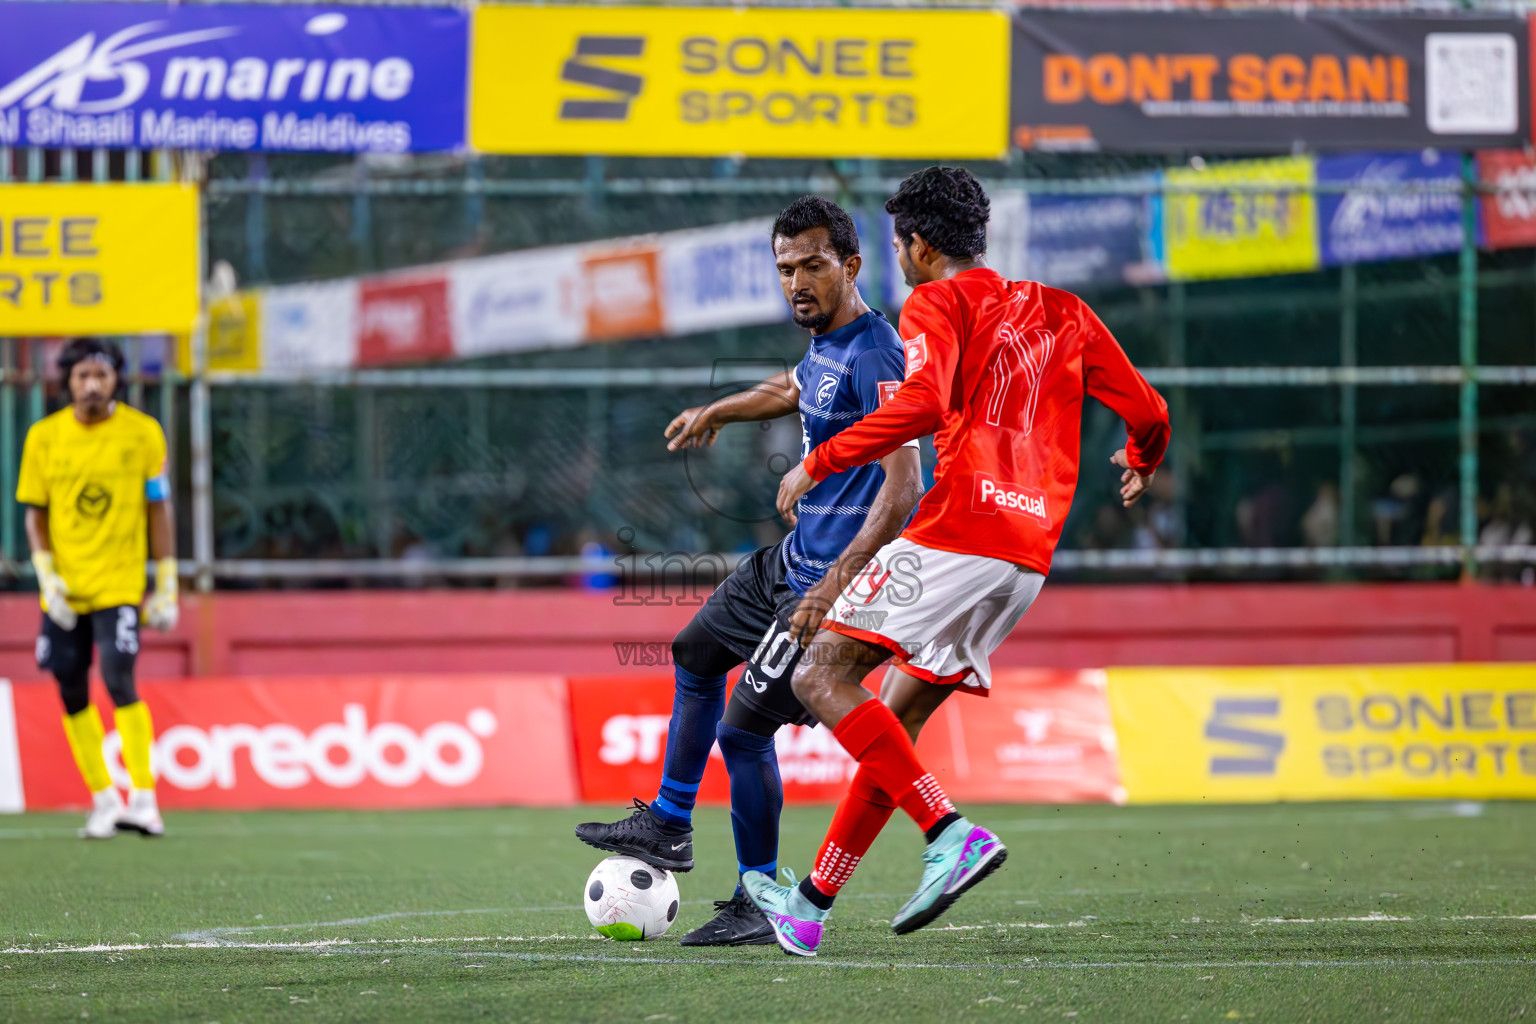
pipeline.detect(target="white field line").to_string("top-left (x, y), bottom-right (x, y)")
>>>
top-left (0, 942), bottom-right (1531, 971)
top-left (12, 912), bottom-right (1536, 957)
top-left (985, 804), bottom-right (1483, 834)
top-left (1246, 914), bottom-right (1536, 925)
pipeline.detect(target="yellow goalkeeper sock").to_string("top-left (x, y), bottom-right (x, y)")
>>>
top-left (62, 707), bottom-right (112, 794)
top-left (114, 701), bottom-right (156, 790)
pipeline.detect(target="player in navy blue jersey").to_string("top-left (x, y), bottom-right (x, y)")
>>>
top-left (575, 196), bottom-right (925, 947)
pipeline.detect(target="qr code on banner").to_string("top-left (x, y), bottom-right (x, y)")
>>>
top-left (1425, 33), bottom-right (1518, 136)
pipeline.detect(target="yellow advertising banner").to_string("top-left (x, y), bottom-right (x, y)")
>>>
top-left (470, 6), bottom-right (1009, 158)
top-left (175, 292), bottom-right (261, 374)
top-left (1163, 156), bottom-right (1319, 280)
top-left (0, 183), bottom-right (199, 335)
top-left (1108, 665), bottom-right (1536, 803)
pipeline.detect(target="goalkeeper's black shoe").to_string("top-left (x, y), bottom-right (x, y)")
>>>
top-left (575, 797), bottom-right (694, 872)
top-left (679, 890), bottom-right (775, 947)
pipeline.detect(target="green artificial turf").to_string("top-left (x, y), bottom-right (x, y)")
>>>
top-left (1, 802), bottom-right (1532, 1022)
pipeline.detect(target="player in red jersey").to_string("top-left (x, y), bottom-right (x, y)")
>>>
top-left (742, 167), bottom-right (1171, 956)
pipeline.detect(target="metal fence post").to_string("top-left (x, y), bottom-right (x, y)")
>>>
top-left (1339, 263), bottom-right (1357, 548)
top-left (191, 185), bottom-right (214, 593)
top-left (1458, 154), bottom-right (1479, 579)
top-left (0, 338), bottom-right (14, 564)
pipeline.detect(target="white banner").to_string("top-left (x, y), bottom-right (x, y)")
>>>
top-left (260, 280), bottom-right (358, 371)
top-left (659, 218), bottom-right (788, 337)
top-left (0, 681), bottom-right (24, 814)
top-left (449, 247), bottom-right (585, 357)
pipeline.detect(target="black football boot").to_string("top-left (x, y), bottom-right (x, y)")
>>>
top-left (679, 890), bottom-right (776, 947)
top-left (575, 798), bottom-right (694, 872)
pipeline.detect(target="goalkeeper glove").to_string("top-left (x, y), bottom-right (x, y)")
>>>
top-left (143, 558), bottom-right (179, 632)
top-left (32, 551), bottom-right (78, 630)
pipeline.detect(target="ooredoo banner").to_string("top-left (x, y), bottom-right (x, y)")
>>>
top-left (1108, 664), bottom-right (1536, 802)
top-left (7, 675), bottom-right (578, 809)
top-left (0, 2), bottom-right (467, 152)
top-left (1012, 12), bottom-right (1529, 153)
top-left (471, 6), bottom-right (1009, 158)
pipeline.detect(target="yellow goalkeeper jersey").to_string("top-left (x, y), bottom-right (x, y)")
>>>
top-left (16, 404), bottom-right (169, 613)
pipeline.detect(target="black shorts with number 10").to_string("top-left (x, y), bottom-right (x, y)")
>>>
top-left (692, 541), bottom-right (817, 729)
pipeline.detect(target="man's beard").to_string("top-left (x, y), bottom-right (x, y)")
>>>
top-left (793, 309), bottom-right (833, 333)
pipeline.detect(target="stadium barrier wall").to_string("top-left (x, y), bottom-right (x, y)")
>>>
top-left (1, 663), bottom-right (1531, 812)
top-left (3, 584), bottom-right (1535, 684)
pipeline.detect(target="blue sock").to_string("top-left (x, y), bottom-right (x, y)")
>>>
top-left (716, 721), bottom-right (783, 880)
top-left (649, 665), bottom-right (726, 828)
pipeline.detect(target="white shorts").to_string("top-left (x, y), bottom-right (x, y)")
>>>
top-left (824, 537), bottom-right (1044, 692)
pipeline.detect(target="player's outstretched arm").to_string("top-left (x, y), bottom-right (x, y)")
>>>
top-left (1077, 295), bottom-right (1171, 492)
top-left (786, 446), bottom-right (924, 647)
top-left (665, 370), bottom-right (800, 451)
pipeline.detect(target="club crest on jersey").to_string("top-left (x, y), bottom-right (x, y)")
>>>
top-left (972, 473), bottom-right (1049, 527)
top-left (902, 334), bottom-right (927, 378)
top-left (815, 372), bottom-right (839, 408)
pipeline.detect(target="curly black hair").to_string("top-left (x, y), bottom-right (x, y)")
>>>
top-left (771, 194), bottom-right (860, 262)
top-left (885, 166), bottom-right (990, 260)
top-left (58, 338), bottom-right (126, 399)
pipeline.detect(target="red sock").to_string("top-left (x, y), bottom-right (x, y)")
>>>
top-left (830, 699), bottom-right (956, 834)
top-left (809, 767), bottom-right (896, 897)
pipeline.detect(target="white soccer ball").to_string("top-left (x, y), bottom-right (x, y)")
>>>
top-left (583, 855), bottom-right (680, 940)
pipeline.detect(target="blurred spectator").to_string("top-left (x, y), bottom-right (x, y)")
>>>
top-left (1479, 484), bottom-right (1534, 583)
top-left (1301, 481), bottom-right (1340, 548)
top-left (1236, 482), bottom-right (1290, 547)
top-left (1371, 473), bottom-right (1425, 547)
top-left (1082, 504), bottom-right (1130, 550)
top-left (1420, 486), bottom-right (1459, 548)
top-left (1130, 472), bottom-right (1184, 549)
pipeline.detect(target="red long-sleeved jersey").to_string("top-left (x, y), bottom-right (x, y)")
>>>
top-left (802, 268), bottom-right (1170, 576)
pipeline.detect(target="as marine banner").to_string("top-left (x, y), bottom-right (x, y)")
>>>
top-left (0, 2), bottom-right (466, 153)
top-left (1012, 12), bottom-right (1529, 153)
top-left (0, 183), bottom-right (199, 335)
top-left (471, 6), bottom-right (1009, 158)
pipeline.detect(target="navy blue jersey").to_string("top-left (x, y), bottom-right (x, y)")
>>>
top-left (783, 310), bottom-right (913, 594)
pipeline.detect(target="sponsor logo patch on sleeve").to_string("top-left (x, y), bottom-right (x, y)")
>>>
top-left (877, 380), bottom-right (901, 406)
top-left (902, 334), bottom-right (927, 378)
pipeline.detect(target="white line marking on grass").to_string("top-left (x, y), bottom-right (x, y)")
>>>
top-left (5, 942), bottom-right (1533, 971)
top-left (930, 921), bottom-right (1090, 932)
top-left (985, 804), bottom-right (1485, 834)
top-left (1247, 914), bottom-right (1536, 925)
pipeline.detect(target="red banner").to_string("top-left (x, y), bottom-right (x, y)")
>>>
top-left (357, 275), bottom-right (454, 366)
top-left (567, 668), bottom-right (1122, 806)
top-left (10, 675), bottom-right (578, 810)
top-left (1477, 149), bottom-right (1536, 251)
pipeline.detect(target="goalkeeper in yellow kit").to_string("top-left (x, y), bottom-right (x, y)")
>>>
top-left (16, 339), bottom-right (178, 839)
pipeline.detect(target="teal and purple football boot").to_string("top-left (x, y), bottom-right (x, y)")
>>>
top-left (891, 818), bottom-right (1008, 935)
top-left (741, 870), bottom-right (827, 957)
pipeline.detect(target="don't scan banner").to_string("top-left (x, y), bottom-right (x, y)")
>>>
top-left (1109, 664), bottom-right (1536, 802)
top-left (1012, 12), bottom-right (1530, 153)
